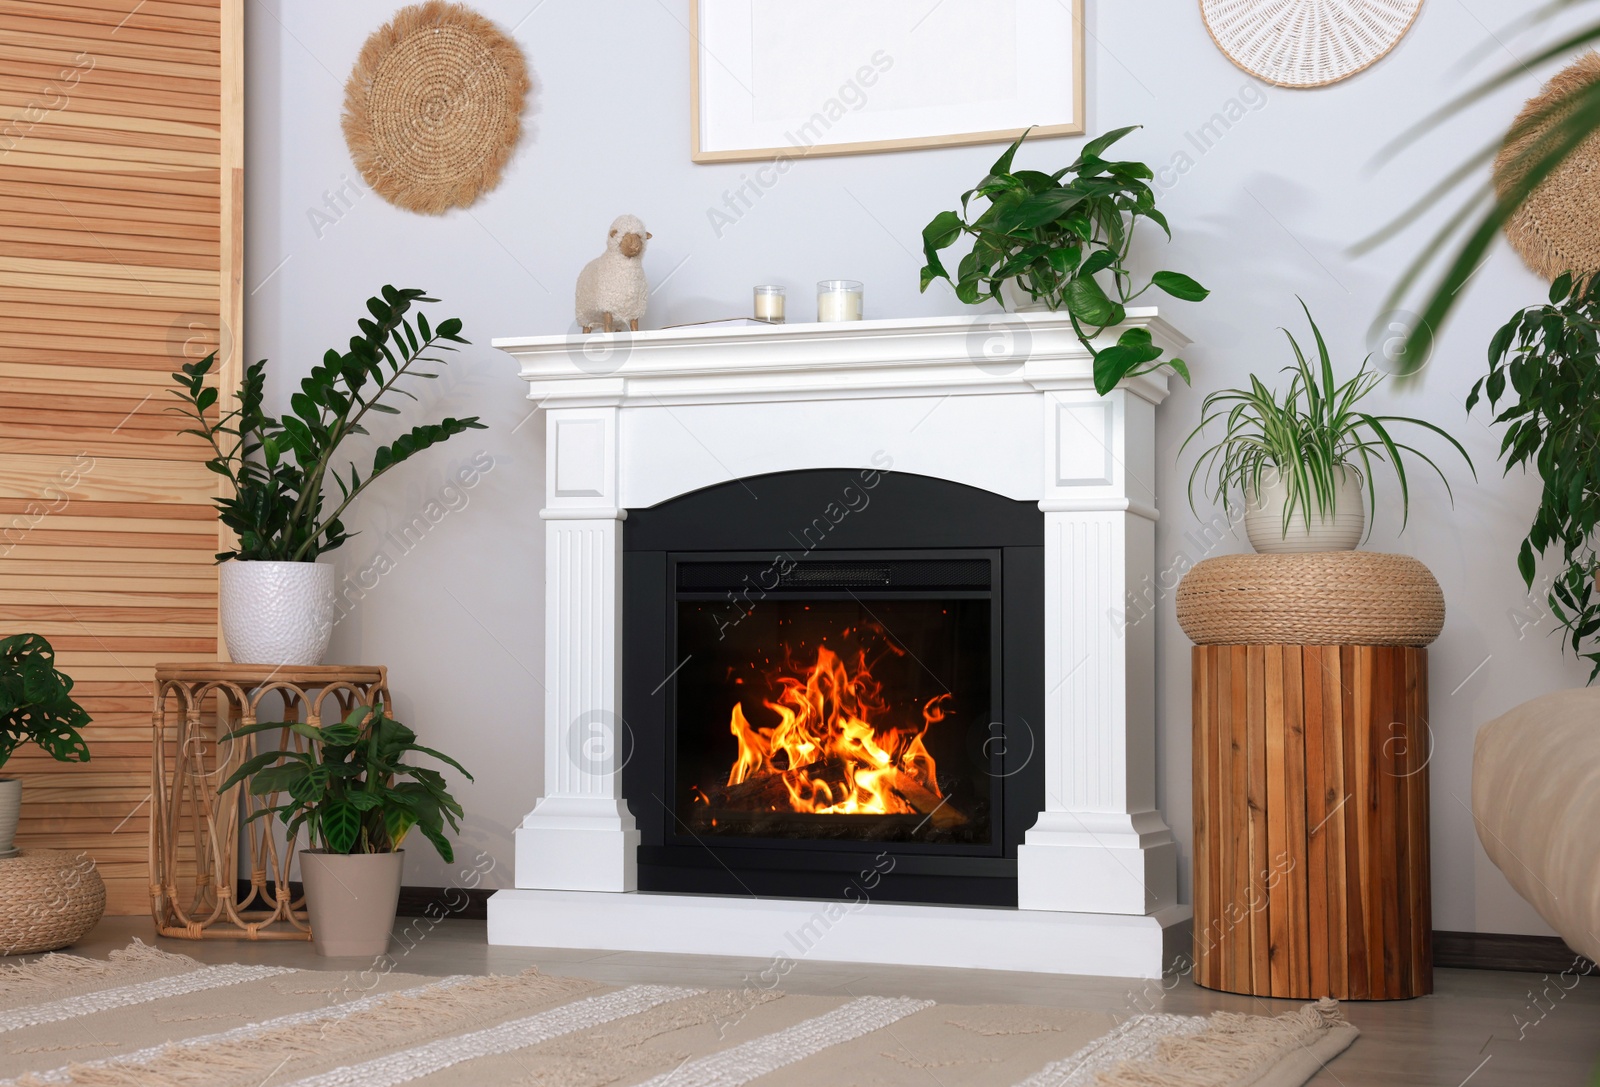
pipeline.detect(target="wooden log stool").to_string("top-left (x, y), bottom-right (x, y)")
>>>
top-left (149, 665), bottom-right (389, 940)
top-left (1177, 552), bottom-right (1441, 1000)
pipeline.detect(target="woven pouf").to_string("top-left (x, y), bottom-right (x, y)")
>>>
top-left (0, 849), bottom-right (106, 956)
top-left (1176, 551), bottom-right (1444, 647)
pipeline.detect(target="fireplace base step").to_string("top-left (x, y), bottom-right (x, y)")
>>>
top-left (487, 889), bottom-right (1191, 980)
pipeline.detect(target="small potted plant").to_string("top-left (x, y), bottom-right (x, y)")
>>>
top-left (218, 704), bottom-right (470, 956)
top-left (170, 287), bottom-right (485, 666)
top-left (919, 126), bottom-right (1209, 395)
top-left (1182, 302), bottom-right (1473, 552)
top-left (0, 634), bottom-right (91, 858)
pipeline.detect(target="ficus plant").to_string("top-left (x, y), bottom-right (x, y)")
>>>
top-left (1183, 301), bottom-right (1473, 537)
top-left (0, 633), bottom-right (91, 772)
top-left (1469, 271), bottom-right (1600, 679)
top-left (919, 126), bottom-right (1210, 395)
top-left (218, 705), bottom-right (471, 860)
top-left (170, 286), bottom-right (486, 563)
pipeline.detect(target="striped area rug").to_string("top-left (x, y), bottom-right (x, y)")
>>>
top-left (0, 942), bottom-right (1357, 1086)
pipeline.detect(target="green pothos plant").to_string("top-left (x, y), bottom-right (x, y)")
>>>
top-left (170, 287), bottom-right (485, 562)
top-left (1469, 272), bottom-right (1600, 679)
top-left (919, 126), bottom-right (1210, 395)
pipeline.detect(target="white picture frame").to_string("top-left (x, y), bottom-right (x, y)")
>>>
top-left (689, 0), bottom-right (1087, 164)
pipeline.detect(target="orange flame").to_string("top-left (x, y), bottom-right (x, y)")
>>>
top-left (725, 644), bottom-right (951, 817)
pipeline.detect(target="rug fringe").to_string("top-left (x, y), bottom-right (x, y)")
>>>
top-left (1093, 999), bottom-right (1352, 1087)
top-left (20, 969), bottom-right (594, 1087)
top-left (0, 941), bottom-right (194, 1003)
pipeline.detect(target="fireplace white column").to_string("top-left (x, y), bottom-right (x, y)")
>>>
top-left (515, 405), bottom-right (640, 891)
top-left (1017, 388), bottom-right (1178, 914)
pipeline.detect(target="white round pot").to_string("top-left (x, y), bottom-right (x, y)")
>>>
top-left (0, 777), bottom-right (20, 859)
top-left (1244, 466), bottom-right (1366, 554)
top-left (1001, 280), bottom-right (1055, 313)
top-left (219, 560), bottom-right (336, 666)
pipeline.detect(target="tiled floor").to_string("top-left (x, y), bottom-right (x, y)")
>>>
top-left (40, 916), bottom-right (1600, 1086)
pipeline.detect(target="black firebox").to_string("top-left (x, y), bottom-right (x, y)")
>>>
top-left (621, 469), bottom-right (1044, 907)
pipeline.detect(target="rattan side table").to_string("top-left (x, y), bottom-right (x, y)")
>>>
top-left (149, 664), bottom-right (389, 940)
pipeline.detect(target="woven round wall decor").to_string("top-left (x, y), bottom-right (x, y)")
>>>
top-left (1494, 53), bottom-right (1600, 283)
top-left (1200, 0), bottom-right (1424, 89)
top-left (342, 1), bottom-right (530, 215)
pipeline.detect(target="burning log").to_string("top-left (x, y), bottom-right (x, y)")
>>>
top-left (888, 774), bottom-right (968, 830)
top-left (717, 643), bottom-right (964, 826)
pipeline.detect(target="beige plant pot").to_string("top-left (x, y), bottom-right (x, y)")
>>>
top-left (1244, 465), bottom-right (1366, 554)
top-left (0, 777), bottom-right (19, 859)
top-left (300, 849), bottom-right (403, 957)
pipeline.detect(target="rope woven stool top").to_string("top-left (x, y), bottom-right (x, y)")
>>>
top-left (1199, 0), bottom-right (1424, 89)
top-left (0, 849), bottom-right (106, 956)
top-left (1176, 551), bottom-right (1444, 646)
top-left (1495, 52), bottom-right (1600, 283)
top-left (342, 1), bottom-right (530, 215)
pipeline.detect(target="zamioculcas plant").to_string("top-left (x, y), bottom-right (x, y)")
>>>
top-left (919, 126), bottom-right (1209, 395)
top-left (170, 287), bottom-right (485, 563)
top-left (1470, 271), bottom-right (1600, 679)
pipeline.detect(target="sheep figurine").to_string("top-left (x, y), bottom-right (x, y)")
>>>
top-left (575, 214), bottom-right (652, 333)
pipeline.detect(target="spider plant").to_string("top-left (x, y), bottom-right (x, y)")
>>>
top-left (1182, 302), bottom-right (1474, 537)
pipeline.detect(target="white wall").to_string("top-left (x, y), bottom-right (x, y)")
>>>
top-left (246, 0), bottom-right (1584, 935)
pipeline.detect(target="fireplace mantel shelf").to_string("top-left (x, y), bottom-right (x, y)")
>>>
top-left (490, 309), bottom-right (1192, 979)
top-left (493, 308), bottom-right (1187, 408)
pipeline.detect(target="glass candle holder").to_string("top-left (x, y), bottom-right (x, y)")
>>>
top-left (817, 280), bottom-right (864, 323)
top-left (753, 285), bottom-right (786, 323)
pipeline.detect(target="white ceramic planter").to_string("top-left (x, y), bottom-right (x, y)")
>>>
top-left (1001, 280), bottom-right (1056, 313)
top-left (0, 777), bottom-right (20, 859)
top-left (219, 560), bottom-right (336, 666)
top-left (1244, 466), bottom-right (1366, 554)
top-left (300, 850), bottom-right (404, 957)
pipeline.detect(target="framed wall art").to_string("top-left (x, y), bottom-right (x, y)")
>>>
top-left (689, 0), bottom-right (1086, 163)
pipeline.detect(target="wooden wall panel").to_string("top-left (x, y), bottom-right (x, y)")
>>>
top-left (0, 0), bottom-right (241, 915)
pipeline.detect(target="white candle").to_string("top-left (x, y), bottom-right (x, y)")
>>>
top-left (753, 285), bottom-right (786, 323)
top-left (817, 280), bottom-right (863, 322)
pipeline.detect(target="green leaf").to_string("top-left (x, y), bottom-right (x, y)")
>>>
top-left (1063, 276), bottom-right (1118, 326)
top-left (318, 723), bottom-right (361, 747)
top-left (922, 210), bottom-right (963, 254)
top-left (990, 189), bottom-right (1088, 235)
top-left (321, 799), bottom-right (361, 853)
top-left (1079, 249), bottom-right (1118, 277)
top-left (383, 805), bottom-right (416, 850)
top-left (990, 129), bottom-right (1030, 177)
top-left (1077, 125), bottom-right (1141, 164)
top-left (1152, 270), bottom-right (1210, 302)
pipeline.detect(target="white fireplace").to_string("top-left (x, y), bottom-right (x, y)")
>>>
top-left (488, 311), bottom-right (1190, 978)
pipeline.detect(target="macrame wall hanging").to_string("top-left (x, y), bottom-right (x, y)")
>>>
top-left (1494, 52), bottom-right (1600, 283)
top-left (1199, 0), bottom-right (1424, 89)
top-left (342, 1), bottom-right (531, 215)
